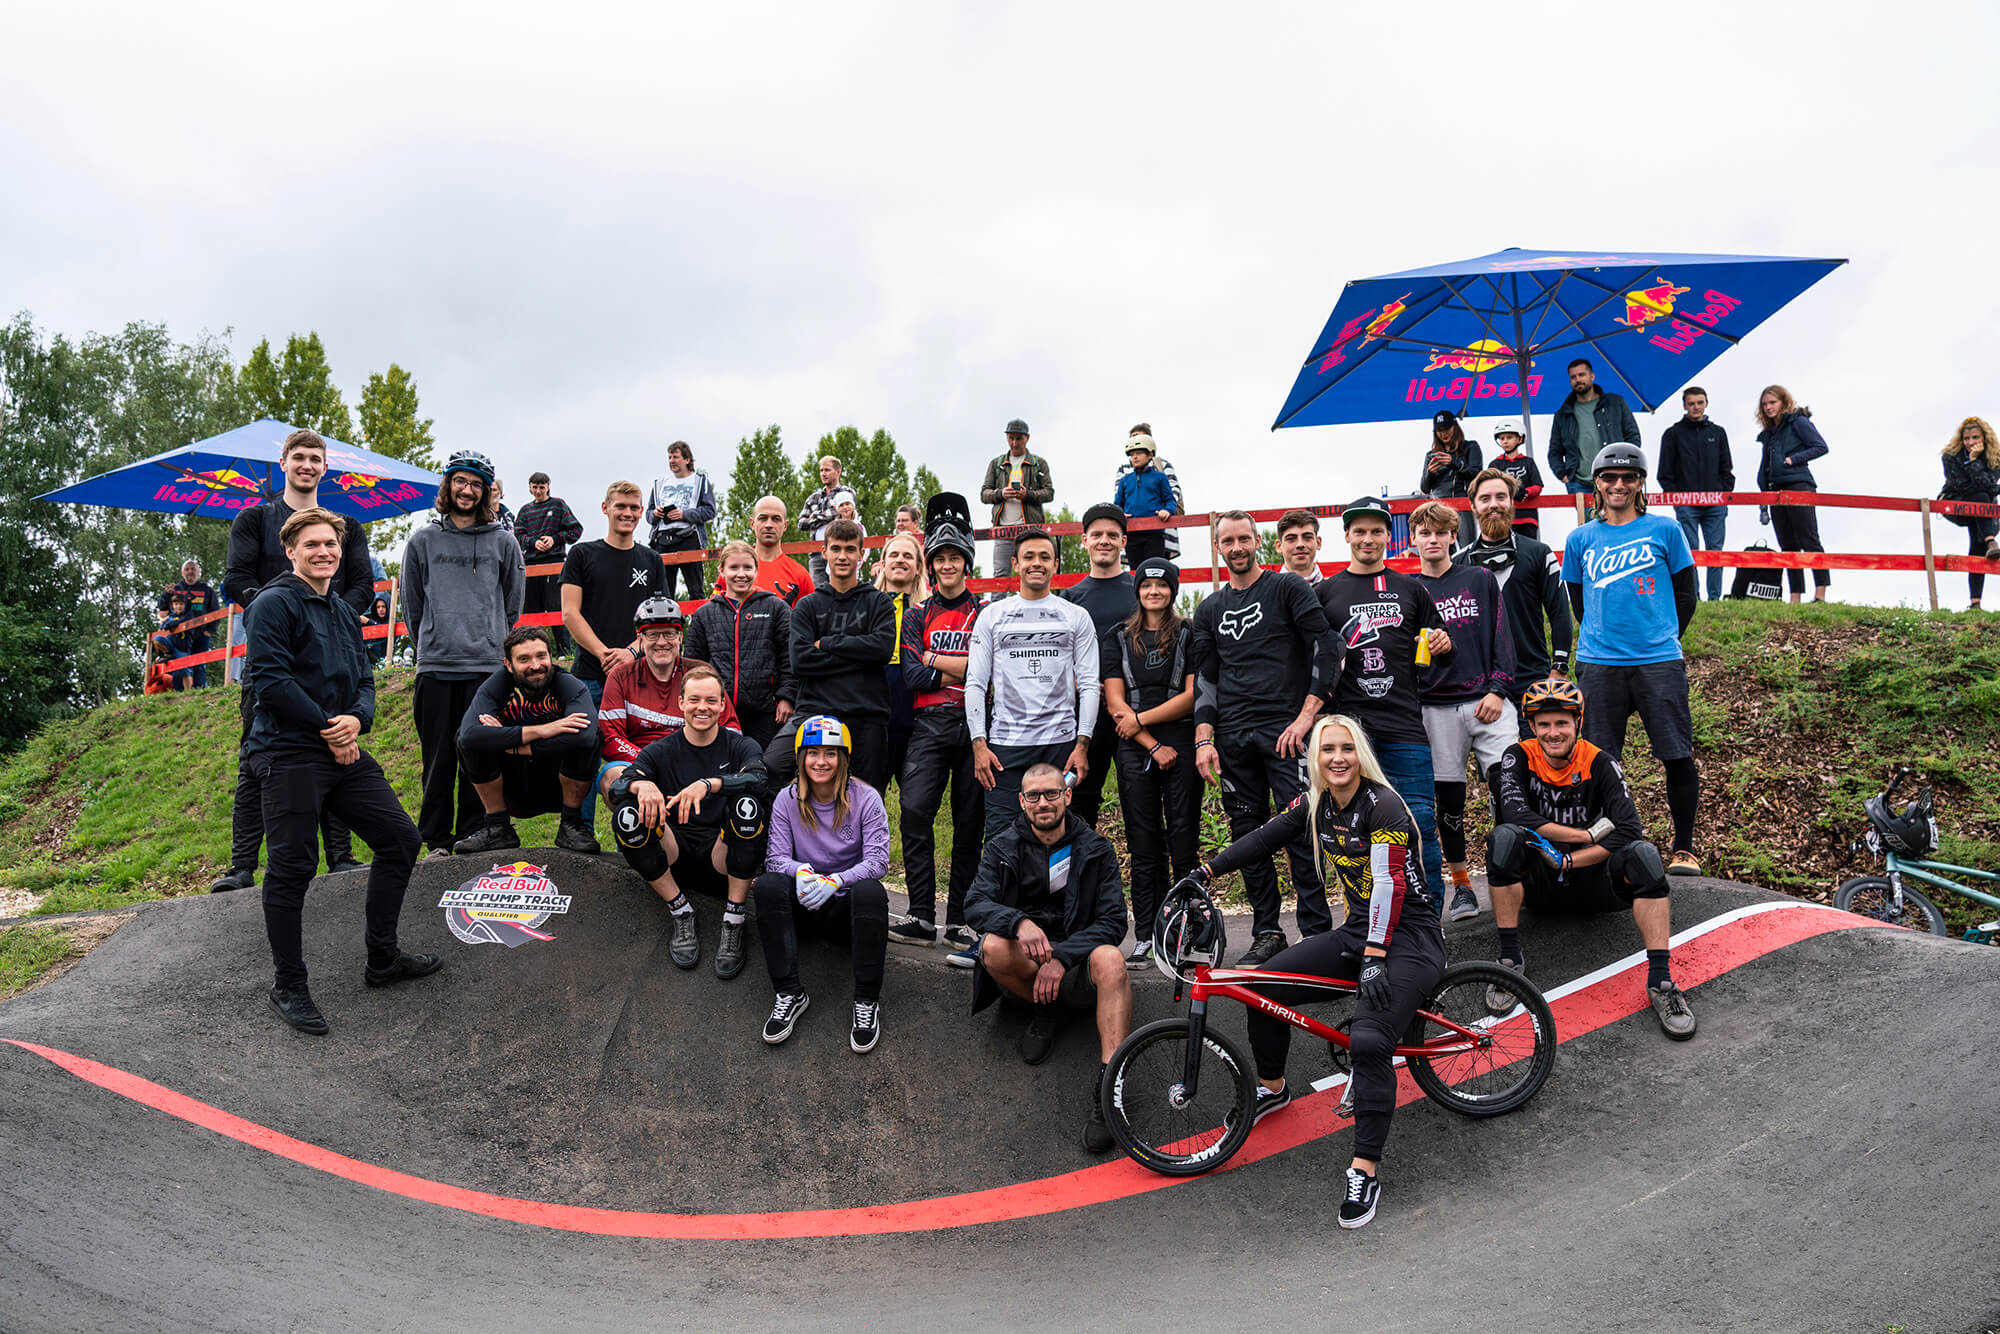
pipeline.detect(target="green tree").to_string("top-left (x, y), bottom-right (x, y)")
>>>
top-left (912, 464), bottom-right (943, 508)
top-left (1047, 505), bottom-right (1088, 575)
top-left (240, 332), bottom-right (354, 439)
top-left (715, 425), bottom-right (805, 545)
top-left (355, 364), bottom-right (438, 564)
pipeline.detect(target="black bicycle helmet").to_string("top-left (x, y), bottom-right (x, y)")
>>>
top-left (1866, 788), bottom-right (1938, 857)
top-left (1156, 878), bottom-right (1225, 971)
top-left (1590, 441), bottom-right (1648, 478)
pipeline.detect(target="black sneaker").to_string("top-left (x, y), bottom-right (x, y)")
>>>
top-left (268, 985), bottom-right (329, 1035)
top-left (887, 916), bottom-right (936, 945)
top-left (1224, 1081), bottom-right (1294, 1132)
top-left (363, 952), bottom-right (443, 988)
top-left (210, 866), bottom-right (255, 894)
top-left (1021, 1005), bottom-right (1062, 1066)
top-left (850, 999), bottom-right (881, 1053)
top-left (326, 857), bottom-right (368, 876)
top-left (1445, 883), bottom-right (1480, 922)
top-left (1648, 980), bottom-right (1698, 1040)
top-left (1338, 1167), bottom-right (1381, 1229)
top-left (666, 908), bottom-right (700, 970)
top-left (763, 991), bottom-right (809, 1044)
top-left (555, 819), bottom-right (601, 855)
top-left (714, 917), bottom-right (747, 980)
top-left (941, 923), bottom-right (977, 950)
top-left (453, 822), bottom-right (521, 855)
top-left (1235, 932), bottom-right (1288, 969)
top-left (1082, 1080), bottom-right (1114, 1154)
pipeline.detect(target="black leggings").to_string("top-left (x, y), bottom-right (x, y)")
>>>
top-left (1242, 925), bottom-right (1447, 1163)
top-left (1113, 728), bottom-right (1200, 942)
top-left (1770, 500), bottom-right (1829, 592)
top-left (1964, 516), bottom-right (1997, 602)
top-left (750, 873), bottom-right (889, 1000)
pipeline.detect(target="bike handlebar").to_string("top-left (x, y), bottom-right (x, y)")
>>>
top-left (1883, 767), bottom-right (1913, 803)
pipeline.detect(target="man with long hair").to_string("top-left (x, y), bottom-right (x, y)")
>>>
top-left (401, 449), bottom-right (526, 856)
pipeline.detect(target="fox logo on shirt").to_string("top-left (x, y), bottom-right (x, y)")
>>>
top-left (1218, 603), bottom-right (1265, 640)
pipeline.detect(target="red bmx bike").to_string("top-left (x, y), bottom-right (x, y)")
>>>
top-left (1100, 882), bottom-right (1557, 1176)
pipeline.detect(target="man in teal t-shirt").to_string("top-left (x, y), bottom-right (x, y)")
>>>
top-left (1561, 442), bottom-right (1704, 876)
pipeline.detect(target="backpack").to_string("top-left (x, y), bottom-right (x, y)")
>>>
top-left (1729, 541), bottom-right (1783, 601)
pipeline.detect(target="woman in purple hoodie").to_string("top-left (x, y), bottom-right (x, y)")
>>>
top-left (751, 715), bottom-right (892, 1052)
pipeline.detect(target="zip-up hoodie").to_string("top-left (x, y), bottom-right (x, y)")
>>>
top-left (964, 810), bottom-right (1127, 1015)
top-left (685, 588), bottom-right (795, 713)
top-left (788, 579), bottom-right (897, 722)
top-left (1657, 415), bottom-right (1735, 494)
top-left (1756, 409), bottom-right (1828, 491)
top-left (400, 519), bottom-right (527, 676)
top-left (241, 571), bottom-right (375, 757)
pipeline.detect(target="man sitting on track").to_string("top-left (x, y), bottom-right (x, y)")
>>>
top-left (608, 665), bottom-right (768, 979)
top-left (966, 764), bottom-right (1131, 1156)
top-left (453, 626), bottom-right (602, 856)
top-left (1486, 677), bottom-right (1697, 1040)
top-left (1193, 714), bottom-right (1445, 1230)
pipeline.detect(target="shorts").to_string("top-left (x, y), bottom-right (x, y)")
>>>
top-left (1422, 698), bottom-right (1520, 781)
top-left (1576, 660), bottom-right (1693, 763)
top-left (1053, 949), bottom-right (1100, 1010)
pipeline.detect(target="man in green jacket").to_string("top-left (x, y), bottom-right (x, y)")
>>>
top-left (979, 418), bottom-right (1055, 577)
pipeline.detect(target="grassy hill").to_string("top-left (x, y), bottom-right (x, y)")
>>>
top-left (3, 602), bottom-right (1996, 939)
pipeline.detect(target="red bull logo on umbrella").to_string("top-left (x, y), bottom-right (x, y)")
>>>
top-left (1317, 291), bottom-right (1412, 372)
top-left (1615, 278), bottom-right (1691, 330)
top-left (1420, 339), bottom-right (1516, 374)
top-left (1643, 288), bottom-right (1744, 356)
top-left (331, 471), bottom-right (382, 491)
top-left (152, 466), bottom-right (266, 510)
top-left (1404, 340), bottom-right (1539, 404)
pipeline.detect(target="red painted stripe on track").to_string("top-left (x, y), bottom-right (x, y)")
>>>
top-left (3, 904), bottom-right (1874, 1239)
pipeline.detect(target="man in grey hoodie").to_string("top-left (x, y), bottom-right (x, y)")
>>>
top-left (401, 450), bottom-right (527, 854)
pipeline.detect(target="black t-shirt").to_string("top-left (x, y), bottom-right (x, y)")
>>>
top-left (1061, 573), bottom-right (1137, 640)
top-left (1191, 570), bottom-right (1334, 735)
top-left (562, 539), bottom-right (667, 681)
top-left (1101, 621), bottom-right (1193, 717)
top-left (1316, 568), bottom-right (1443, 746)
top-left (626, 728), bottom-right (768, 830)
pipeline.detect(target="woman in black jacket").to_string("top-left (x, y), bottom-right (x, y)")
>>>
top-left (685, 542), bottom-right (795, 746)
top-left (1941, 416), bottom-right (2000, 609)
top-left (1418, 410), bottom-right (1483, 547)
top-left (1754, 385), bottom-right (1831, 603)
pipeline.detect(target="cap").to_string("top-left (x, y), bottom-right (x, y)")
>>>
top-left (1005, 418), bottom-right (1030, 435)
top-left (1125, 433), bottom-right (1157, 456)
top-left (1341, 495), bottom-right (1394, 528)
top-left (1493, 420), bottom-right (1523, 437)
top-left (1080, 502), bottom-right (1127, 533)
top-left (1432, 410), bottom-right (1458, 429)
top-left (1133, 557), bottom-right (1180, 595)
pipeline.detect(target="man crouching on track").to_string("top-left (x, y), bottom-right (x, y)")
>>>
top-left (1191, 714), bottom-right (1445, 1229)
top-left (608, 665), bottom-right (769, 979)
top-left (245, 508), bottom-right (436, 1036)
top-left (966, 764), bottom-right (1131, 1156)
top-left (1486, 678), bottom-right (1696, 1040)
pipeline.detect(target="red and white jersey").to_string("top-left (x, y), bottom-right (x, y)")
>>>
top-left (598, 654), bottom-right (741, 763)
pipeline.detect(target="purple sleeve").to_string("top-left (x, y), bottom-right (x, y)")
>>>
top-left (843, 784), bottom-right (892, 882)
top-left (764, 792), bottom-right (805, 877)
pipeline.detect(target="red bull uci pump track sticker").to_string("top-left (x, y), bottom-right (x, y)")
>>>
top-left (440, 862), bottom-right (570, 947)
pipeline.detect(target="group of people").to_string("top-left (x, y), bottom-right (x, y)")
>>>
top-left (213, 421), bottom-right (1740, 1233)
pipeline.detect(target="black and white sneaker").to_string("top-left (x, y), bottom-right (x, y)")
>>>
top-left (941, 923), bottom-right (977, 950)
top-left (1224, 1081), bottom-right (1293, 1132)
top-left (1125, 939), bottom-right (1155, 970)
top-left (666, 908), bottom-right (700, 970)
top-left (1338, 1167), bottom-right (1380, 1229)
top-left (850, 999), bottom-right (881, 1053)
top-left (763, 991), bottom-right (810, 1044)
top-left (946, 937), bottom-right (981, 969)
top-left (887, 916), bottom-right (936, 945)
top-left (1445, 883), bottom-right (1480, 922)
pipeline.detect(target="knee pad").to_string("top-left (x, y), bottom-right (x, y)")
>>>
top-left (1618, 841), bottom-right (1670, 899)
top-left (1487, 824), bottom-right (1529, 882)
top-left (610, 794), bottom-right (670, 881)
top-left (1348, 1016), bottom-right (1396, 1064)
top-left (725, 790), bottom-right (767, 842)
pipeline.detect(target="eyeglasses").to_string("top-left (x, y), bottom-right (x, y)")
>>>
top-left (1020, 789), bottom-right (1066, 805)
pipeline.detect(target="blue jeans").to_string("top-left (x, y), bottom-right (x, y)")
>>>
top-left (1376, 742), bottom-right (1446, 911)
top-left (1675, 505), bottom-right (1728, 601)
top-left (580, 675), bottom-right (606, 826)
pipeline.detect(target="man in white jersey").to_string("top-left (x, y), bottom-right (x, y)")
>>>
top-left (965, 527), bottom-right (1100, 841)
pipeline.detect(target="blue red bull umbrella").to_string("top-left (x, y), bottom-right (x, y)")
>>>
top-left (37, 418), bottom-right (441, 521)
top-left (1272, 248), bottom-right (1845, 453)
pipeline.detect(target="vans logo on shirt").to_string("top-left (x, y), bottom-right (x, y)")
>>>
top-left (1581, 537), bottom-right (1659, 589)
top-left (1218, 603), bottom-right (1264, 640)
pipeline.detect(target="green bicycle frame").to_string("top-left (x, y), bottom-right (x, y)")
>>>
top-left (1886, 852), bottom-right (2000, 911)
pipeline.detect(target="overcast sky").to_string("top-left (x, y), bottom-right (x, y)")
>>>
top-left (6, 1), bottom-right (1996, 605)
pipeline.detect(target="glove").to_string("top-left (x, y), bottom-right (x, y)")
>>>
top-left (796, 872), bottom-right (836, 911)
top-left (1357, 960), bottom-right (1392, 1011)
top-left (1758, 505), bottom-right (1772, 526)
top-left (1586, 816), bottom-right (1617, 844)
top-left (823, 873), bottom-right (845, 896)
top-left (1526, 830), bottom-right (1572, 874)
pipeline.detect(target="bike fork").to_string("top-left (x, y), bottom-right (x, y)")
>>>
top-left (1179, 1000), bottom-right (1209, 1097)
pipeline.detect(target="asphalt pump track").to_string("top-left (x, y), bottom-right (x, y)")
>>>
top-left (3, 850), bottom-right (1996, 1331)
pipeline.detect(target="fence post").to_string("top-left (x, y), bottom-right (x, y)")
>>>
top-left (1207, 513), bottom-right (1221, 594)
top-left (1919, 500), bottom-right (1939, 612)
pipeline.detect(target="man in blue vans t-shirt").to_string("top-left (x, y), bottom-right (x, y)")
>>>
top-left (1562, 442), bottom-right (1703, 877)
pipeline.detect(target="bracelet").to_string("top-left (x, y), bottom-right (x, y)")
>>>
top-left (1148, 741), bottom-right (1163, 757)
top-left (1195, 738), bottom-right (1215, 749)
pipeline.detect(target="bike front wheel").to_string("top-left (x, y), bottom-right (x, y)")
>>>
top-left (1405, 961), bottom-right (1557, 1118)
top-left (1835, 875), bottom-right (1947, 935)
top-left (1101, 1018), bottom-right (1257, 1176)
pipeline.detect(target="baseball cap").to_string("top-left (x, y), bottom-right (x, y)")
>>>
top-left (1432, 409), bottom-right (1458, 429)
top-left (1005, 418), bottom-right (1030, 435)
top-left (1341, 495), bottom-right (1394, 528)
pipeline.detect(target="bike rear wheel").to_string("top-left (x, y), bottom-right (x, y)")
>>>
top-left (1405, 961), bottom-right (1556, 1118)
top-left (1835, 875), bottom-right (1947, 935)
top-left (1101, 1018), bottom-right (1257, 1176)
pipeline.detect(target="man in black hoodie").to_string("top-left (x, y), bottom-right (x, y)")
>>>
top-left (214, 429), bottom-right (376, 893)
top-left (1656, 387), bottom-right (1735, 602)
top-left (243, 508), bottom-right (437, 1036)
top-left (763, 519), bottom-right (897, 792)
top-left (965, 764), bottom-right (1130, 1154)
top-left (453, 626), bottom-right (602, 855)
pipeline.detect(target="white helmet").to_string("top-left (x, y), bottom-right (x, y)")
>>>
top-left (1492, 420), bottom-right (1524, 438)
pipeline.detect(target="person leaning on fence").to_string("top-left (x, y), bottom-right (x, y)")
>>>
top-left (242, 506), bottom-right (436, 1037)
top-left (1656, 386), bottom-right (1734, 602)
top-left (1938, 415), bottom-right (2000, 611)
top-left (215, 428), bottom-right (374, 893)
top-left (980, 419), bottom-right (1054, 578)
top-left (400, 449), bottom-right (526, 858)
top-left (452, 625), bottom-right (602, 857)
top-left (796, 456), bottom-right (845, 588)
top-left (157, 558), bottom-right (219, 687)
top-left (516, 471), bottom-right (584, 653)
top-left (685, 541), bottom-right (796, 747)
top-left (966, 762), bottom-right (1132, 1156)
top-left (646, 441), bottom-right (720, 602)
top-left (362, 594), bottom-right (393, 663)
top-left (1486, 422), bottom-right (1544, 541)
top-left (1114, 435), bottom-right (1177, 567)
top-left (1115, 423), bottom-right (1187, 562)
top-left (1753, 384), bottom-right (1830, 604)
